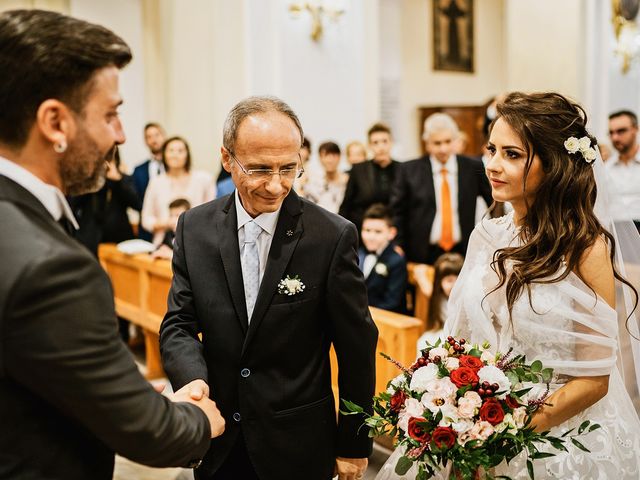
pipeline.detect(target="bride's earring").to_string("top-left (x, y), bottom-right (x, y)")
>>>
top-left (53, 140), bottom-right (67, 153)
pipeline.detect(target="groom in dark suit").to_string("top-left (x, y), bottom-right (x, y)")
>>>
top-left (391, 113), bottom-right (493, 264)
top-left (160, 96), bottom-right (378, 480)
top-left (0, 9), bottom-right (225, 480)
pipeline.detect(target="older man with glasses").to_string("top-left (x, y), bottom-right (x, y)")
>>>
top-left (159, 96), bottom-right (378, 480)
top-left (607, 110), bottom-right (640, 231)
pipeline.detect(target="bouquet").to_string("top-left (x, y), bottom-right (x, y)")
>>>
top-left (342, 336), bottom-right (599, 480)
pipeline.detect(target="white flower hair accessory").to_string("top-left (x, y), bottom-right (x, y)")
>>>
top-left (277, 275), bottom-right (305, 296)
top-left (564, 135), bottom-right (597, 165)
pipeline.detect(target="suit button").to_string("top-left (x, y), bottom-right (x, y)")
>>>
top-left (240, 368), bottom-right (251, 378)
top-left (233, 412), bottom-right (242, 422)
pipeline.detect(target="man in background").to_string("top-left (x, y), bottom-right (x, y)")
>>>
top-left (339, 122), bottom-right (399, 233)
top-left (133, 122), bottom-right (166, 240)
top-left (0, 10), bottom-right (224, 479)
top-left (607, 110), bottom-right (640, 232)
top-left (391, 113), bottom-right (493, 264)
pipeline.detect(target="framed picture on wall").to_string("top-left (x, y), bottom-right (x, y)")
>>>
top-left (433, 0), bottom-right (474, 73)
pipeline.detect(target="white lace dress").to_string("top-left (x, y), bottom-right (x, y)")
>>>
top-left (377, 213), bottom-right (640, 479)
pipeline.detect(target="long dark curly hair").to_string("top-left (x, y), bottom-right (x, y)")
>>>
top-left (488, 92), bottom-right (637, 319)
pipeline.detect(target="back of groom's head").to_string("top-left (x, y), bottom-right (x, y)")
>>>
top-left (0, 9), bottom-right (132, 148)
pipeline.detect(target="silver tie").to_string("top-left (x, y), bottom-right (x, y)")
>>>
top-left (242, 220), bottom-right (262, 320)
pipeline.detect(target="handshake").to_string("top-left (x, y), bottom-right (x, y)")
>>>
top-left (165, 379), bottom-right (225, 438)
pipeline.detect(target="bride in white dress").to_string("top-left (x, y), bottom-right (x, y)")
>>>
top-left (377, 92), bottom-right (640, 479)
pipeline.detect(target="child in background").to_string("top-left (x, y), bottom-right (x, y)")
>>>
top-left (151, 198), bottom-right (190, 259)
top-left (417, 252), bottom-right (464, 351)
top-left (359, 204), bottom-right (407, 313)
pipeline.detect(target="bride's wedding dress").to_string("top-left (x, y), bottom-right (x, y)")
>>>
top-left (376, 213), bottom-right (640, 479)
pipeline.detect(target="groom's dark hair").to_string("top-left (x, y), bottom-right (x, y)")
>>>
top-left (0, 9), bottom-right (131, 148)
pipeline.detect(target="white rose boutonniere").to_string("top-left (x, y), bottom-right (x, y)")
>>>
top-left (277, 275), bottom-right (306, 296)
top-left (374, 262), bottom-right (388, 277)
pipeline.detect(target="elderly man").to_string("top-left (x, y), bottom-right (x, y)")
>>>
top-left (390, 113), bottom-right (493, 264)
top-left (160, 96), bottom-right (378, 480)
top-left (607, 110), bottom-right (640, 231)
top-left (0, 9), bottom-right (224, 480)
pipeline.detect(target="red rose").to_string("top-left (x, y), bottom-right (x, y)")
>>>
top-left (479, 398), bottom-right (505, 425)
top-left (389, 390), bottom-right (407, 413)
top-left (408, 417), bottom-right (431, 443)
top-left (431, 426), bottom-right (456, 449)
top-left (458, 355), bottom-right (484, 371)
top-left (505, 395), bottom-right (521, 410)
top-left (449, 367), bottom-right (479, 388)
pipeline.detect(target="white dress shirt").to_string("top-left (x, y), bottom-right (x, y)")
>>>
top-left (605, 152), bottom-right (640, 221)
top-left (147, 158), bottom-right (164, 180)
top-left (235, 191), bottom-right (281, 283)
top-left (0, 156), bottom-right (78, 228)
top-left (429, 155), bottom-right (461, 245)
top-left (362, 242), bottom-right (388, 279)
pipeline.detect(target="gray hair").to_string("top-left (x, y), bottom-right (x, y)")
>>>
top-left (223, 96), bottom-right (304, 152)
top-left (422, 112), bottom-right (460, 142)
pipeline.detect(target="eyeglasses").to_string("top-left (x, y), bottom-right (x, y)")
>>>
top-left (609, 127), bottom-right (631, 136)
top-left (228, 151), bottom-right (304, 181)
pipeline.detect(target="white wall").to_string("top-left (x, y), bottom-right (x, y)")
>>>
top-left (69, 0), bottom-right (147, 173)
top-left (396, 0), bottom-right (506, 158)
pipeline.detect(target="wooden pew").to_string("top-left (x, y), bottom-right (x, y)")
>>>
top-left (98, 244), bottom-right (423, 399)
top-left (407, 262), bottom-right (435, 331)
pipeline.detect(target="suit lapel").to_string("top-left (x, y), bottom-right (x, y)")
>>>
top-left (422, 157), bottom-right (435, 201)
top-left (218, 195), bottom-right (250, 334)
top-left (242, 191), bottom-right (303, 354)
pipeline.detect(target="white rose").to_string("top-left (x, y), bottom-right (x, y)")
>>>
top-left (468, 420), bottom-right (495, 441)
top-left (425, 377), bottom-right (457, 399)
top-left (428, 347), bottom-right (449, 361)
top-left (409, 363), bottom-right (440, 393)
top-left (463, 390), bottom-right (482, 407)
top-left (477, 365), bottom-right (511, 398)
top-left (564, 136), bottom-right (580, 153)
top-left (444, 357), bottom-right (460, 372)
top-left (451, 419), bottom-right (474, 434)
top-left (456, 397), bottom-right (477, 419)
top-left (578, 136), bottom-right (591, 151)
top-left (398, 397), bottom-right (424, 432)
top-left (583, 147), bottom-right (597, 162)
top-left (512, 407), bottom-right (527, 428)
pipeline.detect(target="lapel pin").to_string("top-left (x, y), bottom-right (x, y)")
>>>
top-left (286, 229), bottom-right (294, 237)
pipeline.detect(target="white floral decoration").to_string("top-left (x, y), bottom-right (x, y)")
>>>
top-left (277, 275), bottom-right (306, 296)
top-left (564, 135), bottom-right (597, 164)
top-left (374, 262), bottom-right (388, 277)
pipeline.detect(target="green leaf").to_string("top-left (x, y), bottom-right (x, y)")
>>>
top-left (541, 368), bottom-right (553, 383)
top-left (340, 399), bottom-right (363, 413)
top-left (468, 348), bottom-right (482, 357)
top-left (589, 423), bottom-right (601, 432)
top-left (530, 360), bottom-right (542, 373)
top-left (530, 452), bottom-right (556, 459)
top-left (577, 420), bottom-right (590, 435)
top-left (526, 459), bottom-right (534, 479)
top-left (395, 456), bottom-right (413, 476)
top-left (506, 371), bottom-right (520, 386)
top-left (571, 438), bottom-right (591, 453)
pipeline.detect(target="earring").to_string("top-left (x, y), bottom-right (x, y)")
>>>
top-left (54, 141), bottom-right (67, 153)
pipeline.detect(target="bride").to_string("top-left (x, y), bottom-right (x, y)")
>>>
top-left (377, 92), bottom-right (640, 479)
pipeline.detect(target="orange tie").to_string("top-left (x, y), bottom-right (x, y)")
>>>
top-left (439, 168), bottom-right (454, 251)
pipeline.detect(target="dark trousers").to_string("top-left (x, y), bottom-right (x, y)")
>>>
top-left (198, 433), bottom-right (260, 480)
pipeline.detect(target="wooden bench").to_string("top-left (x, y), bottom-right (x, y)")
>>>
top-left (407, 262), bottom-right (435, 331)
top-left (98, 244), bottom-right (423, 399)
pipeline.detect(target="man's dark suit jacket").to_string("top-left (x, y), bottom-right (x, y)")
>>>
top-left (0, 175), bottom-right (211, 480)
top-left (358, 244), bottom-right (407, 313)
top-left (132, 160), bottom-right (153, 241)
top-left (390, 155), bottom-right (493, 264)
top-left (339, 159), bottom-right (398, 232)
top-left (160, 190), bottom-right (378, 480)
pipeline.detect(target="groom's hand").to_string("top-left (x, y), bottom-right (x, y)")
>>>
top-left (175, 379), bottom-right (210, 400)
top-left (170, 381), bottom-right (224, 438)
top-left (334, 457), bottom-right (367, 480)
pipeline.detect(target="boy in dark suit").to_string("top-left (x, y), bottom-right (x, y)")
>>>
top-left (359, 204), bottom-right (407, 313)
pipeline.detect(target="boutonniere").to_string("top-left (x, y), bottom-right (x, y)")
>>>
top-left (374, 262), bottom-right (388, 277)
top-left (278, 275), bottom-right (306, 296)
